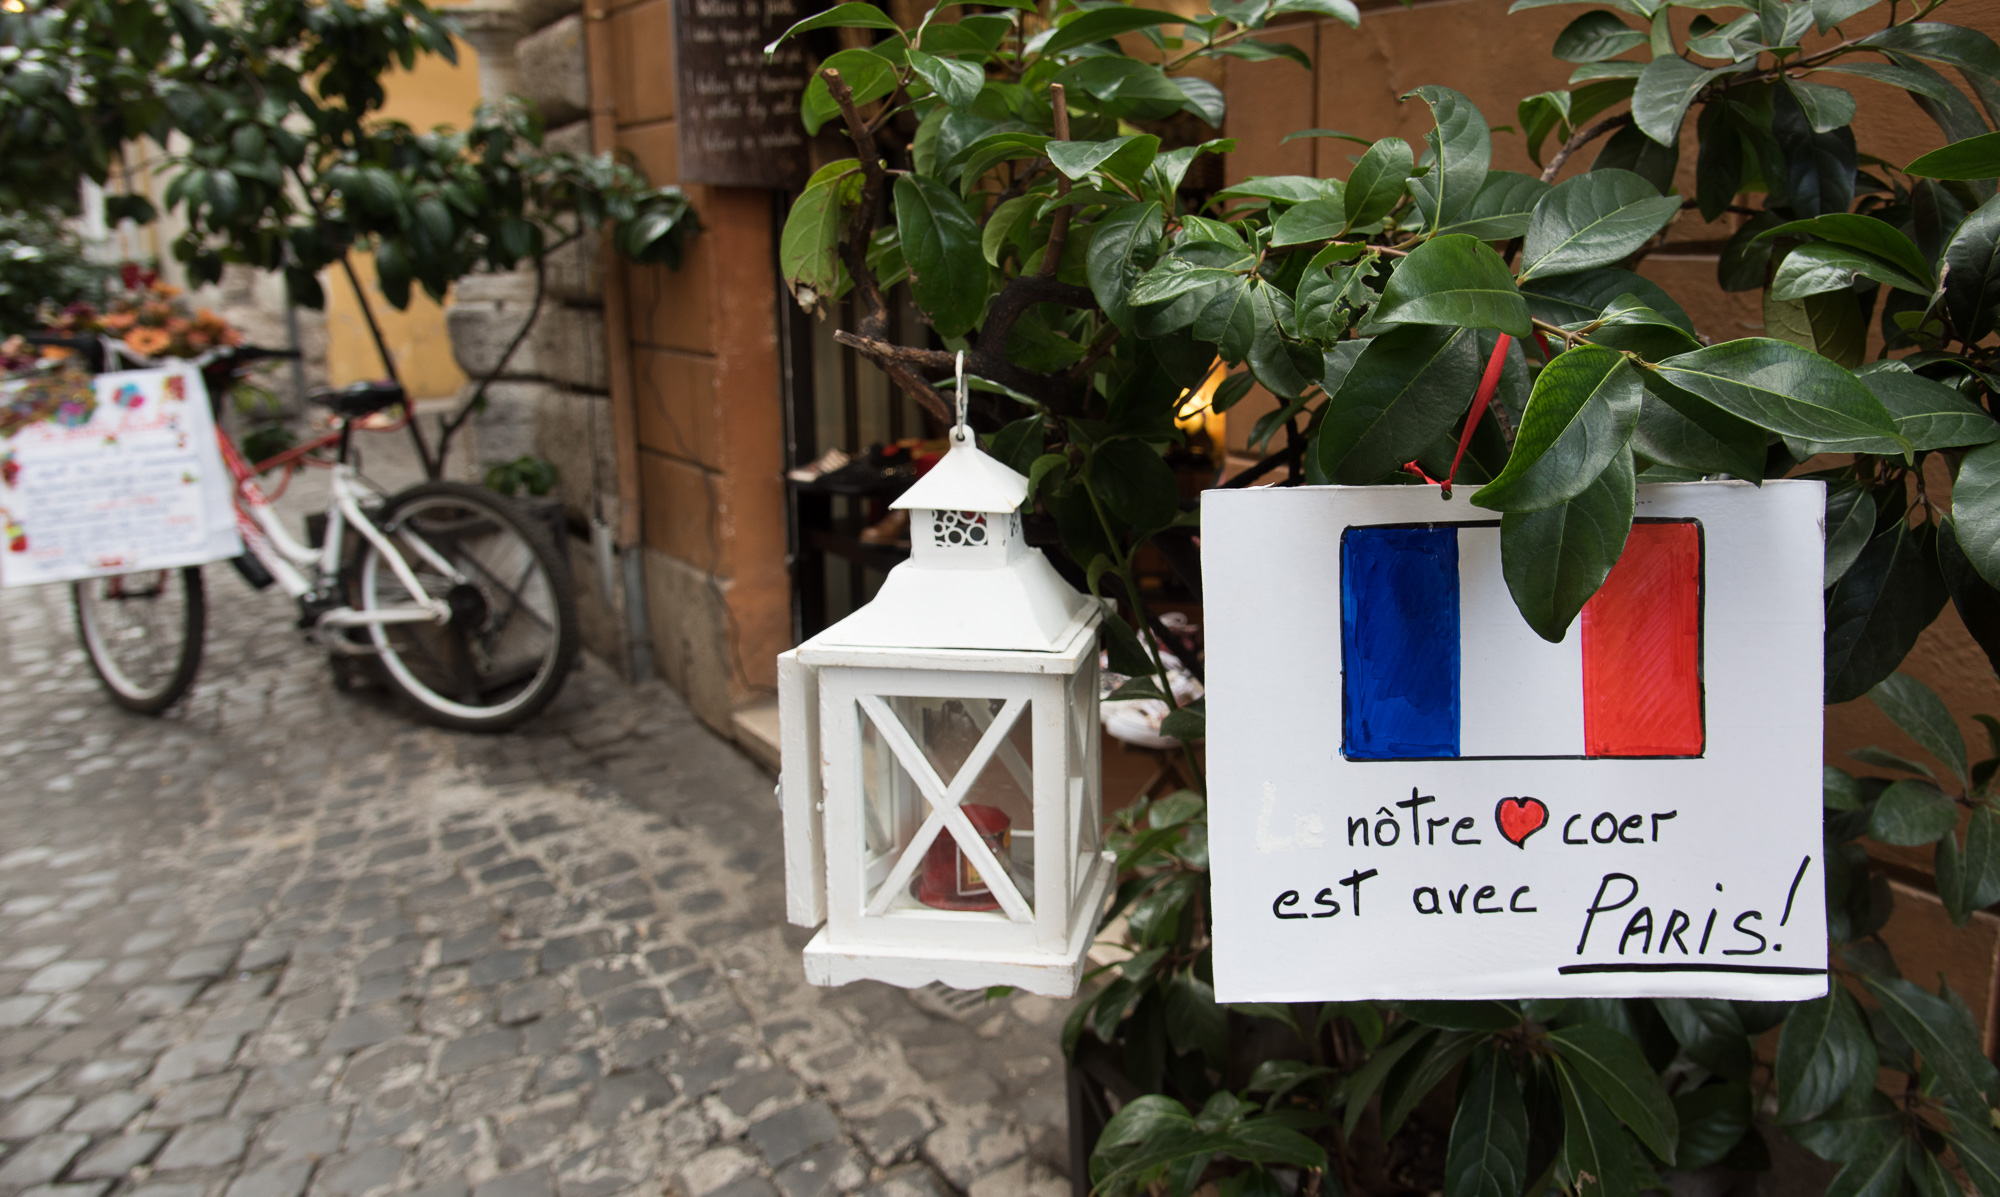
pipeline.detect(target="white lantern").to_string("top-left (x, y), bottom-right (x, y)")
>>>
top-left (777, 387), bottom-right (1110, 998)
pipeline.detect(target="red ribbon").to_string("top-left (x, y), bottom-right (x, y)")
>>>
top-left (1439, 333), bottom-right (1512, 499)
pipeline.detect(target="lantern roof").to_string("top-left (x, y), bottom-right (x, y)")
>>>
top-left (890, 429), bottom-right (1029, 514)
top-left (809, 425), bottom-right (1090, 655)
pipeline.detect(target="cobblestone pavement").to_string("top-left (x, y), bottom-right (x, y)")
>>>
top-left (0, 471), bottom-right (1075, 1197)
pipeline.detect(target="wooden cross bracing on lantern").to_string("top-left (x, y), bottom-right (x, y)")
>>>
top-left (777, 355), bottom-right (1110, 997)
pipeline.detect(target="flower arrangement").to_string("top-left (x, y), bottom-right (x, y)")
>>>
top-left (34, 264), bottom-right (242, 361)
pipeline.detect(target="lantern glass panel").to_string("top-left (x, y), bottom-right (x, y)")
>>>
top-left (858, 695), bottom-right (1037, 917)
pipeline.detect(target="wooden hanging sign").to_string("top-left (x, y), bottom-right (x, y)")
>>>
top-left (672, 0), bottom-right (814, 188)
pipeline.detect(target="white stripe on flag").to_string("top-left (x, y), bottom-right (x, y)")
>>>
top-left (1457, 526), bottom-right (1585, 757)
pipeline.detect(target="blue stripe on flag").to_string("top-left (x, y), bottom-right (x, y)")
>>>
top-left (1341, 525), bottom-right (1460, 760)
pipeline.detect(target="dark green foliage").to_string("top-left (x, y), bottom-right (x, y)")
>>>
top-left (767, 0), bottom-right (2000, 1188)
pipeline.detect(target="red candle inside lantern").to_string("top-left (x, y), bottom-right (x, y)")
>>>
top-left (915, 804), bottom-right (1011, 911)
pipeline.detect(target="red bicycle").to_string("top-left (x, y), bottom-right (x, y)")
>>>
top-left (67, 343), bottom-right (578, 731)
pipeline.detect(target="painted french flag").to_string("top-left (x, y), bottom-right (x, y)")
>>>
top-left (1340, 521), bottom-right (1705, 761)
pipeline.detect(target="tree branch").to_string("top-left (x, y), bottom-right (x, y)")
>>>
top-left (822, 66), bottom-right (893, 342)
top-left (1539, 112), bottom-right (1632, 183)
top-left (832, 331), bottom-right (956, 425)
top-left (1040, 83), bottom-right (1073, 279)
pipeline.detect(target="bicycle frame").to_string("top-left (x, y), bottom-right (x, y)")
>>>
top-left (214, 425), bottom-right (454, 632)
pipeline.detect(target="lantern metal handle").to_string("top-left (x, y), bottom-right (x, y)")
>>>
top-left (953, 351), bottom-right (969, 445)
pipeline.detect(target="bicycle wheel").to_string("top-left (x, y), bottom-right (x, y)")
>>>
top-left (353, 481), bottom-right (578, 732)
top-left (72, 567), bottom-right (207, 714)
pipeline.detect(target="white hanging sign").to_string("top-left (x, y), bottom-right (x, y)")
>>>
top-left (0, 366), bottom-right (241, 587)
top-left (1202, 480), bottom-right (1828, 1001)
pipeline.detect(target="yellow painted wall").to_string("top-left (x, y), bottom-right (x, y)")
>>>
top-left (322, 17), bottom-right (480, 400)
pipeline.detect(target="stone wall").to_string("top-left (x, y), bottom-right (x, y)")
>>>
top-left (445, 0), bottom-right (637, 673)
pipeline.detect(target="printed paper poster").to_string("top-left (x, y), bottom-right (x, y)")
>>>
top-left (1202, 480), bottom-right (1828, 1001)
top-left (0, 367), bottom-right (241, 586)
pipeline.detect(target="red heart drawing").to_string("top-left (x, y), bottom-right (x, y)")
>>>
top-left (1495, 797), bottom-right (1549, 849)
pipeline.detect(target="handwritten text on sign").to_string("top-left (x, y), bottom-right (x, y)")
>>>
top-left (0, 367), bottom-right (240, 587)
top-left (672, 0), bottom-right (813, 188)
top-left (1201, 481), bottom-right (1827, 1001)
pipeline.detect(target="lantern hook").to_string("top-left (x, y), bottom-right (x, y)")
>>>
top-left (953, 351), bottom-right (969, 445)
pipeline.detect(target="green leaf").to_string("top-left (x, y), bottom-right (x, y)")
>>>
top-left (1269, 199), bottom-right (1346, 246)
top-left (1313, 324), bottom-right (1482, 484)
top-left (893, 174), bottom-right (986, 338)
top-left (1374, 234), bottom-right (1530, 337)
top-left (1474, 346), bottom-right (1641, 512)
top-left (1519, 168), bottom-right (1684, 281)
top-left (1546, 1022), bottom-right (1679, 1163)
top-left (1861, 369), bottom-right (2000, 451)
top-left (801, 48), bottom-right (899, 136)
top-left (1344, 137), bottom-right (1414, 230)
top-left (1760, 213), bottom-right (1937, 289)
top-left (1945, 194), bottom-right (2000, 344)
top-left (1522, 91), bottom-right (1574, 166)
top-left (1406, 85), bottom-right (1492, 232)
top-left (1271, 0), bottom-right (1361, 25)
top-left (1555, 1059), bottom-right (1641, 1197)
top-left (1633, 54), bottom-right (1723, 145)
top-left (1445, 1054), bottom-right (1531, 1197)
top-left (1786, 1089), bottom-right (1900, 1164)
top-left (1163, 971), bottom-right (1226, 1066)
top-left (1772, 242), bottom-right (1933, 299)
top-left (1039, 6), bottom-right (1184, 55)
top-left (1870, 778), bottom-right (1960, 845)
top-left (1244, 282), bottom-right (1312, 399)
top-left (907, 49), bottom-right (985, 109)
top-left (1824, 483), bottom-right (1878, 588)
top-left (1086, 201), bottom-right (1164, 333)
top-left (1787, 77), bottom-right (1858, 133)
top-left (1672, 1080), bottom-right (1753, 1171)
top-left (1939, 805), bottom-right (2000, 924)
top-left (1341, 1026), bottom-right (1434, 1137)
top-left (1859, 22), bottom-right (2000, 79)
top-left (1592, 121), bottom-right (1681, 195)
top-left (1631, 380), bottom-right (1767, 479)
top-left (1523, 268), bottom-right (1695, 330)
top-left (1555, 10), bottom-right (1648, 61)
top-left (776, 176), bottom-right (848, 302)
top-left (1870, 672), bottom-right (1970, 788)
top-left (1501, 445), bottom-right (1636, 642)
top-left (1433, 171), bottom-right (1553, 240)
top-left (1908, 130), bottom-right (2000, 179)
top-left (1943, 1117), bottom-right (2000, 1197)
top-left (1214, 175), bottom-right (1339, 204)
top-left (1862, 975), bottom-right (1999, 1115)
top-left (1650, 339), bottom-right (1904, 453)
top-left (1810, 0), bottom-right (1874, 32)
top-left (1049, 135), bottom-right (1159, 185)
top-left (765, 1), bottom-right (902, 54)
top-left (1776, 986), bottom-right (1875, 1122)
top-left (1827, 518), bottom-right (1951, 703)
top-left (1956, 440), bottom-right (2000, 589)
top-left (1852, 745), bottom-right (1936, 777)
top-left (1764, 289), bottom-right (1867, 371)
top-left (1653, 998), bottom-right (1752, 1080)
top-left (1823, 1132), bottom-right (1908, 1197)
top-left (1381, 1030), bottom-right (1481, 1137)
top-left (1091, 439), bottom-right (1179, 533)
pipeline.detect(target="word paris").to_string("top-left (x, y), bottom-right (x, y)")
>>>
top-left (1204, 481), bottom-right (1827, 1001)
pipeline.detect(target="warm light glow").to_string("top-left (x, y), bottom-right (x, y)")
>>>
top-left (2, 2), bottom-right (27, 14)
top-left (1174, 357), bottom-right (1228, 447)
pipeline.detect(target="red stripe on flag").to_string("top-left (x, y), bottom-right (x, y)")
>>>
top-left (1581, 522), bottom-right (1704, 757)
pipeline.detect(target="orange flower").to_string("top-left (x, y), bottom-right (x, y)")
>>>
top-left (124, 327), bottom-right (172, 356)
top-left (100, 311), bottom-right (137, 332)
top-left (151, 282), bottom-right (182, 298)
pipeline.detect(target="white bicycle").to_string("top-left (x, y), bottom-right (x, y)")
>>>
top-left (71, 347), bottom-right (578, 732)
